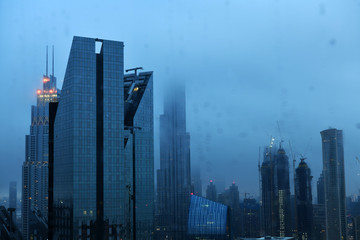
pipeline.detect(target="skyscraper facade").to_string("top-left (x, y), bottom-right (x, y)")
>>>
top-left (295, 158), bottom-right (313, 240)
top-left (313, 204), bottom-right (326, 240)
top-left (52, 36), bottom-right (154, 239)
top-left (261, 146), bottom-right (277, 236)
top-left (22, 47), bottom-right (58, 239)
top-left (320, 128), bottom-right (347, 240)
top-left (313, 172), bottom-right (326, 240)
top-left (275, 148), bottom-right (291, 237)
top-left (156, 84), bottom-right (191, 239)
top-left (261, 145), bottom-right (291, 237)
top-left (317, 172), bottom-right (325, 205)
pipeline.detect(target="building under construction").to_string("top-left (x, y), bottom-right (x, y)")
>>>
top-left (260, 143), bottom-right (291, 238)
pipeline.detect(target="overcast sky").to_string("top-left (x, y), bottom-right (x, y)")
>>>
top-left (1, 0), bottom-right (360, 199)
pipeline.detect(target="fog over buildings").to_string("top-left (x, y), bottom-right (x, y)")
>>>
top-left (1, 0), bottom-right (360, 200)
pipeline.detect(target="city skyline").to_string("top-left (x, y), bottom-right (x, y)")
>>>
top-left (1, 0), bottom-right (360, 200)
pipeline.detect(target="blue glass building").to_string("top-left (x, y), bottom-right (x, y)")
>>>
top-left (188, 195), bottom-right (230, 240)
top-left (53, 36), bottom-right (153, 239)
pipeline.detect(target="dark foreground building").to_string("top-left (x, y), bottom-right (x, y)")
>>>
top-left (52, 36), bottom-right (154, 239)
top-left (0, 206), bottom-right (22, 240)
top-left (188, 195), bottom-right (230, 240)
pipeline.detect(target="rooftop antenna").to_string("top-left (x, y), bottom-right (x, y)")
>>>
top-left (52, 45), bottom-right (54, 77)
top-left (299, 154), bottom-right (307, 162)
top-left (277, 120), bottom-right (284, 148)
top-left (46, 46), bottom-right (49, 77)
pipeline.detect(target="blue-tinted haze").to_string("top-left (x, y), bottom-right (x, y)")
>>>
top-left (1, 0), bottom-right (360, 197)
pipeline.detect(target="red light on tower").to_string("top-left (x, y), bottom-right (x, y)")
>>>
top-left (36, 90), bottom-right (41, 95)
top-left (43, 77), bottom-right (50, 83)
top-left (49, 89), bottom-right (54, 94)
top-left (210, 180), bottom-right (213, 183)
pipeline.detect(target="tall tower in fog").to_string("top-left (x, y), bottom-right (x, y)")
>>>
top-left (295, 158), bottom-right (313, 240)
top-left (22, 46), bottom-right (59, 240)
top-left (156, 84), bottom-right (191, 239)
top-left (52, 37), bottom-right (154, 239)
top-left (320, 128), bottom-right (346, 240)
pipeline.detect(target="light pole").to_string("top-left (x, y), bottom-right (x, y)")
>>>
top-left (125, 66), bottom-right (143, 240)
top-left (125, 126), bottom-right (142, 240)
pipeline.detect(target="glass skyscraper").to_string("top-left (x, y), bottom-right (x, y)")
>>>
top-left (320, 128), bottom-right (346, 240)
top-left (53, 36), bottom-right (154, 239)
top-left (22, 47), bottom-right (59, 240)
top-left (156, 84), bottom-right (191, 239)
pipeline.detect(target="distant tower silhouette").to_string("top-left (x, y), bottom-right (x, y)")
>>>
top-left (206, 180), bottom-right (217, 202)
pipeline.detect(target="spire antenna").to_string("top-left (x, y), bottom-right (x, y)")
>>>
top-left (46, 46), bottom-right (48, 76)
top-left (52, 45), bottom-right (54, 77)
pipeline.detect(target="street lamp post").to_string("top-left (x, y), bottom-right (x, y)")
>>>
top-left (125, 126), bottom-right (141, 240)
